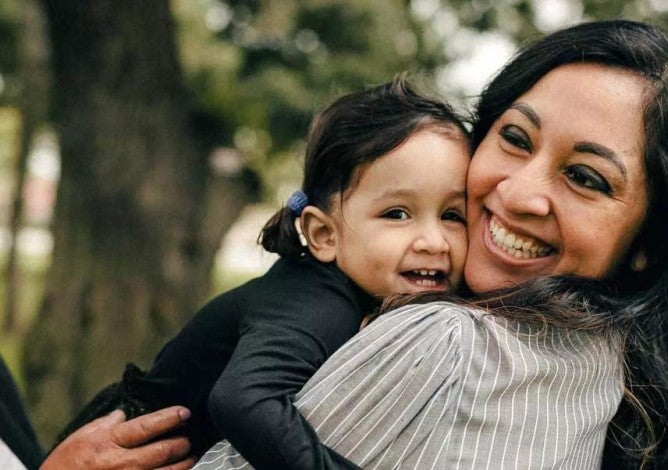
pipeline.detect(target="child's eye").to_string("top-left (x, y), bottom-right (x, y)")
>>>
top-left (564, 165), bottom-right (612, 195)
top-left (382, 209), bottom-right (410, 220)
top-left (499, 125), bottom-right (532, 152)
top-left (442, 210), bottom-right (466, 225)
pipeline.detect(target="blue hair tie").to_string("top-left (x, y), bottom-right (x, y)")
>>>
top-left (287, 190), bottom-right (309, 216)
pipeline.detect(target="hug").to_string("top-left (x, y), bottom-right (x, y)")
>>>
top-left (4, 18), bottom-right (668, 470)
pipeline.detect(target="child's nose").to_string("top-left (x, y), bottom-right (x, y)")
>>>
top-left (412, 225), bottom-right (449, 254)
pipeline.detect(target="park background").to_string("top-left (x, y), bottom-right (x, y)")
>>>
top-left (0, 0), bottom-right (666, 447)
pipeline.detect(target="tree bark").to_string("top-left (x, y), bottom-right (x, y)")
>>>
top-left (22, 0), bottom-right (255, 444)
top-left (3, 0), bottom-right (50, 333)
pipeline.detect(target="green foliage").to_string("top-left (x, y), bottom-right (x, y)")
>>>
top-left (171, 0), bottom-right (668, 204)
top-left (447, 0), bottom-right (667, 41)
top-left (0, 107), bottom-right (21, 171)
top-left (173, 0), bottom-right (446, 200)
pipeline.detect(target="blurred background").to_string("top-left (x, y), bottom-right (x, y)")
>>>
top-left (0, 0), bottom-right (666, 446)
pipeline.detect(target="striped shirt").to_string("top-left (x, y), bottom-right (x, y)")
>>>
top-left (195, 302), bottom-right (624, 469)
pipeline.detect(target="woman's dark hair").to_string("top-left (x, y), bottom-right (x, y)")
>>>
top-left (259, 75), bottom-right (469, 259)
top-left (474, 20), bottom-right (668, 469)
top-left (388, 20), bottom-right (668, 469)
top-left (473, 20), bottom-right (668, 297)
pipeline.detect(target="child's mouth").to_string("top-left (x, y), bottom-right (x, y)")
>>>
top-left (400, 269), bottom-right (448, 290)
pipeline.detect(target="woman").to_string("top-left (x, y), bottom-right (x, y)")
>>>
top-left (198, 19), bottom-right (668, 469)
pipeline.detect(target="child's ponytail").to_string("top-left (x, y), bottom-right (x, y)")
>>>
top-left (259, 191), bottom-right (308, 259)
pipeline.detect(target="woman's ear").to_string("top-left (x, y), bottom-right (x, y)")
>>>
top-left (631, 249), bottom-right (648, 272)
top-left (300, 206), bottom-right (337, 263)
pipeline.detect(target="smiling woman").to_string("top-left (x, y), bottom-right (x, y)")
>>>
top-left (197, 19), bottom-right (668, 470)
top-left (465, 62), bottom-right (649, 292)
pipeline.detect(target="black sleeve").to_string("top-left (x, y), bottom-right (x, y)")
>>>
top-left (208, 322), bottom-right (361, 470)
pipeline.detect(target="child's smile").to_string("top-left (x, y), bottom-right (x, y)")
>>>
top-left (329, 127), bottom-right (469, 296)
top-left (400, 269), bottom-right (449, 290)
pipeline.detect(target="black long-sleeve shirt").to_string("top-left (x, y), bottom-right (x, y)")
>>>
top-left (59, 255), bottom-right (376, 468)
top-left (0, 356), bottom-right (44, 469)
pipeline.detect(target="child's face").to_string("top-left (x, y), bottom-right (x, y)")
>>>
top-left (330, 127), bottom-right (469, 296)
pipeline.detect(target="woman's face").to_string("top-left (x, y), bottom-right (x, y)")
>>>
top-left (464, 63), bottom-right (650, 294)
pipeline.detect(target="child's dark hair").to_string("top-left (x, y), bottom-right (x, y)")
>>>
top-left (259, 74), bottom-right (469, 259)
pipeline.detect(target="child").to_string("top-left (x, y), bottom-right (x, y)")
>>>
top-left (58, 76), bottom-right (470, 468)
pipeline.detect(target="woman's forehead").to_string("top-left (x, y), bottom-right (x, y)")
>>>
top-left (508, 63), bottom-right (648, 164)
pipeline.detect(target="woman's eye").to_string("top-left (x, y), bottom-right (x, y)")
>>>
top-left (382, 209), bottom-right (409, 220)
top-left (442, 210), bottom-right (466, 225)
top-left (499, 125), bottom-right (532, 152)
top-left (564, 165), bottom-right (612, 194)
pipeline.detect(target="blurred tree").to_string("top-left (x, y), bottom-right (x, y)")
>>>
top-left (445, 0), bottom-right (667, 40)
top-left (21, 0), bottom-right (258, 443)
top-left (439, 0), bottom-right (668, 93)
top-left (0, 0), bottom-right (25, 333)
top-left (174, 0), bottom-right (448, 198)
top-left (3, 0), bottom-right (50, 334)
top-left (0, 0), bottom-right (20, 106)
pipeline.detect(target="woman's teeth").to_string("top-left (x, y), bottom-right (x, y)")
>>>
top-left (489, 220), bottom-right (552, 259)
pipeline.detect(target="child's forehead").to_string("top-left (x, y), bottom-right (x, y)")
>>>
top-left (342, 128), bottom-right (470, 200)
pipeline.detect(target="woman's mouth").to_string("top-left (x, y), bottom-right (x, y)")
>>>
top-left (488, 219), bottom-right (554, 259)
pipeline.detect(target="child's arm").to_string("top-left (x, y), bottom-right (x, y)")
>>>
top-left (208, 321), bottom-right (362, 470)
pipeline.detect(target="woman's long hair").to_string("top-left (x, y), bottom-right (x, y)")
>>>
top-left (383, 273), bottom-right (666, 468)
top-left (387, 20), bottom-right (668, 469)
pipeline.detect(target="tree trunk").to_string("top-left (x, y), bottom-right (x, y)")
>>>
top-left (3, 0), bottom-right (50, 333)
top-left (22, 0), bottom-right (255, 445)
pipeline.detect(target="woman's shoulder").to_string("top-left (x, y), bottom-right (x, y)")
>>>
top-left (344, 301), bottom-right (483, 364)
top-left (366, 301), bottom-right (467, 335)
top-left (296, 302), bottom-right (470, 414)
top-left (369, 300), bottom-right (486, 335)
top-left (376, 301), bottom-right (623, 366)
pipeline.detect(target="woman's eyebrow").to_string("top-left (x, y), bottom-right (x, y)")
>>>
top-left (509, 102), bottom-right (541, 129)
top-left (574, 141), bottom-right (628, 180)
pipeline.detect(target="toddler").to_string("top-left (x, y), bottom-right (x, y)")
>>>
top-left (60, 76), bottom-right (470, 469)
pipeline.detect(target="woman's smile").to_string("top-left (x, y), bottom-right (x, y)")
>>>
top-left (488, 215), bottom-right (554, 259)
top-left (477, 209), bottom-right (556, 274)
top-left (464, 62), bottom-right (649, 293)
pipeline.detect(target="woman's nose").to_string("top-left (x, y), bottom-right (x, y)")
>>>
top-left (496, 160), bottom-right (551, 217)
top-left (412, 224), bottom-right (450, 254)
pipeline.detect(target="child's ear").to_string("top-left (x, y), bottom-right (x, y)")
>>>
top-left (300, 206), bottom-right (337, 263)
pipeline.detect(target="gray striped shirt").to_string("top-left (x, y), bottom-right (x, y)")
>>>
top-left (195, 302), bottom-right (623, 469)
